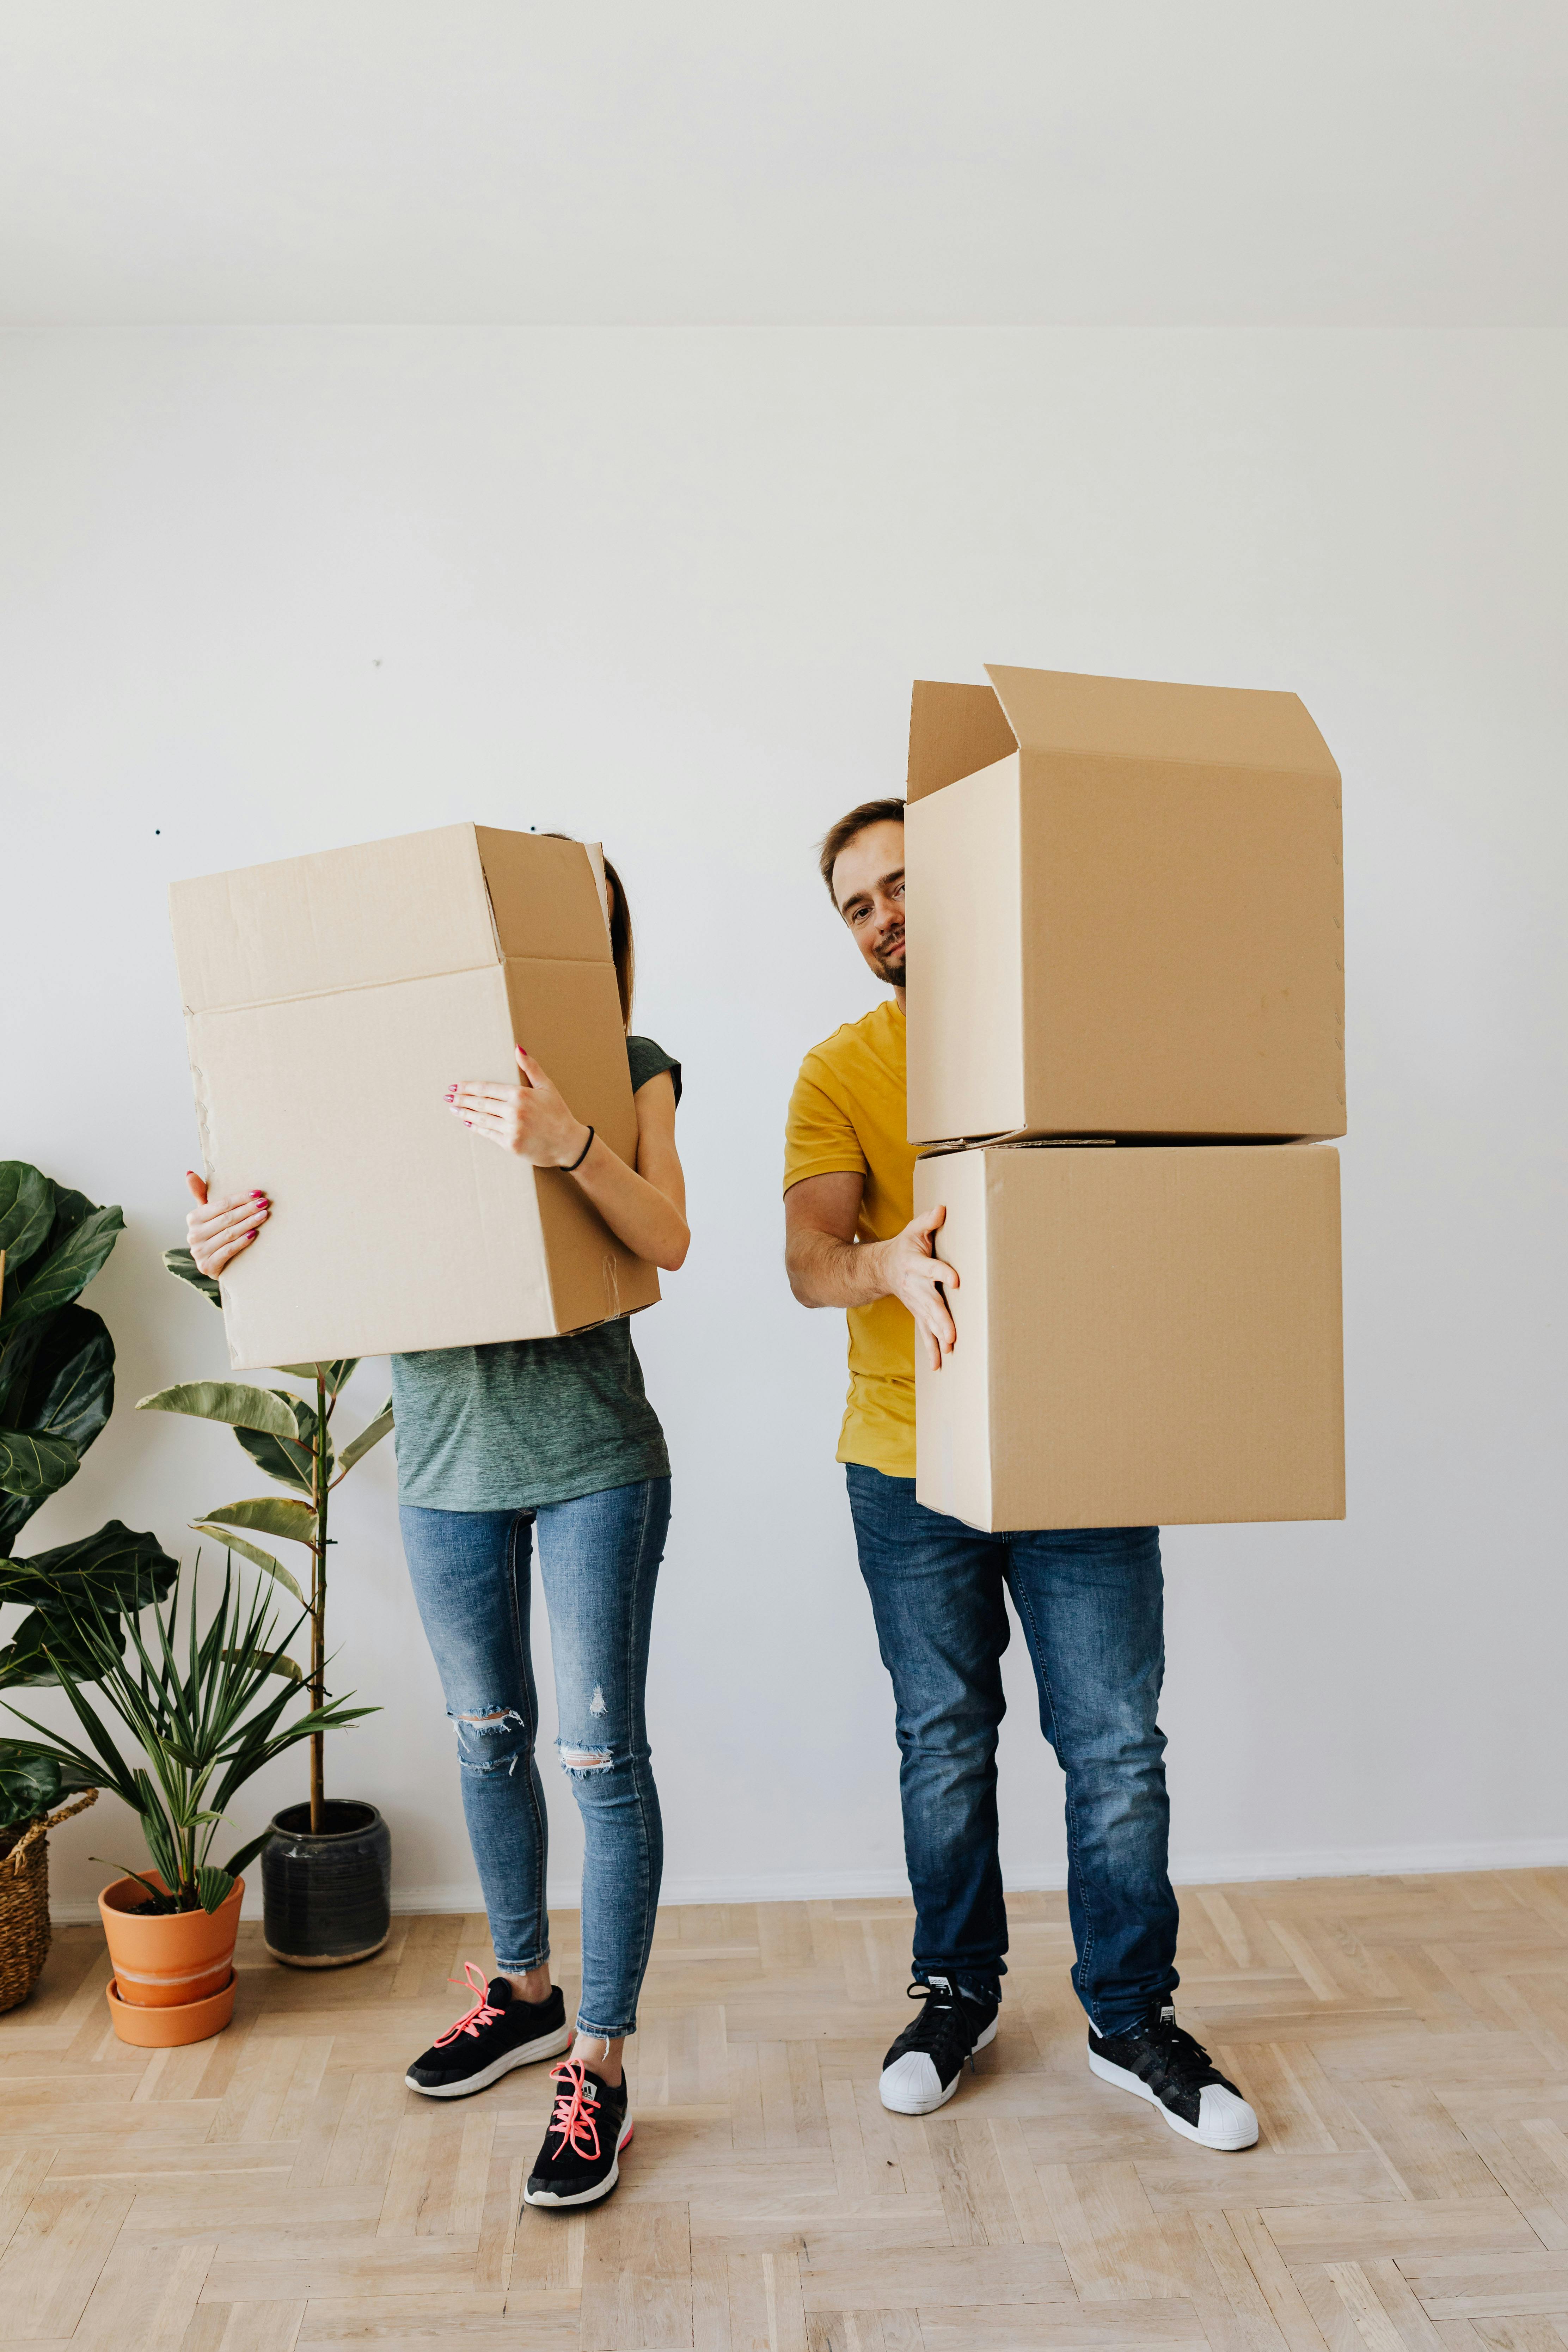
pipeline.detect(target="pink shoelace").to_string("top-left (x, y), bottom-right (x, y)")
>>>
top-left (433, 1961), bottom-right (504, 2047)
top-left (546, 2059), bottom-right (601, 2161)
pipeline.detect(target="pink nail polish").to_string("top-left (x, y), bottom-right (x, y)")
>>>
top-left (246, 1227), bottom-right (259, 1239)
top-left (251, 1189), bottom-right (265, 1198)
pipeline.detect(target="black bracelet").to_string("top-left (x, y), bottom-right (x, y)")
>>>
top-left (563, 1125), bottom-right (595, 1174)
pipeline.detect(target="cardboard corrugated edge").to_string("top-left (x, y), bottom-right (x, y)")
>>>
top-left (913, 1145), bottom-right (993, 1528)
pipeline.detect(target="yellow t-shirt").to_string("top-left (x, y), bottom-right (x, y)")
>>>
top-left (783, 998), bottom-right (916, 1478)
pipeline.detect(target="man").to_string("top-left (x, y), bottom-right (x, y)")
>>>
top-left (782, 796), bottom-right (1257, 2150)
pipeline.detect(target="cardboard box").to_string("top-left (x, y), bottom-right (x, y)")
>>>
top-left (905, 666), bottom-right (1346, 1144)
top-left (913, 1141), bottom-right (1343, 1531)
top-left (171, 824), bottom-right (659, 1368)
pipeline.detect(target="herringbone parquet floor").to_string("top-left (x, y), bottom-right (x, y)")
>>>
top-left (2, 1870), bottom-right (1567, 2349)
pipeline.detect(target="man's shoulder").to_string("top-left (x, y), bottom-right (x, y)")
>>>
top-left (798, 1000), bottom-right (904, 1089)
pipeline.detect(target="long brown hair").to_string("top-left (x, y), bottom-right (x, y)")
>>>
top-left (602, 854), bottom-right (634, 1031)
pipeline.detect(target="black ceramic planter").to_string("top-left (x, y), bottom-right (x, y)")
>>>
top-left (262, 1800), bottom-right (391, 1968)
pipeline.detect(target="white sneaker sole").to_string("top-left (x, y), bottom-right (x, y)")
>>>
top-left (1087, 2048), bottom-right (1259, 2149)
top-left (880, 2016), bottom-right (999, 2116)
top-left (523, 2115), bottom-right (635, 2206)
top-left (405, 2020), bottom-right (573, 2099)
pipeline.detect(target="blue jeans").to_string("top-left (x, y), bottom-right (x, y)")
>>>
top-left (846, 1465), bottom-right (1178, 2034)
top-left (399, 1478), bottom-right (669, 2039)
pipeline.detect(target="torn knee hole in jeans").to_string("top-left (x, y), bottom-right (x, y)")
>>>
top-left (558, 1739), bottom-right (614, 1775)
top-left (453, 1706), bottom-right (528, 1776)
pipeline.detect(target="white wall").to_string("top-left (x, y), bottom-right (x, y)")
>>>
top-left (2, 325), bottom-right (1564, 1922)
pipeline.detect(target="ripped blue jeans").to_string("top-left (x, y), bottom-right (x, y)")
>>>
top-left (398, 1478), bottom-right (669, 2039)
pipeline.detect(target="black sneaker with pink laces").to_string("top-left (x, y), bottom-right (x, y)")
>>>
top-left (523, 2058), bottom-right (633, 2207)
top-left (405, 1963), bottom-right (571, 2099)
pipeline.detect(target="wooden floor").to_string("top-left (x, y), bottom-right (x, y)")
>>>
top-left (2, 1871), bottom-right (1567, 2350)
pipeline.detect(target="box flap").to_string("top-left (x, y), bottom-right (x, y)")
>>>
top-left (473, 829), bottom-right (616, 966)
top-left (984, 664), bottom-right (1339, 780)
top-left (906, 681), bottom-right (1019, 802)
top-left (171, 823), bottom-right (498, 1014)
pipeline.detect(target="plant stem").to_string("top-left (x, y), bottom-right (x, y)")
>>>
top-left (309, 1368), bottom-right (327, 1834)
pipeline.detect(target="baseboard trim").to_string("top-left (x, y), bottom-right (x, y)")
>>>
top-left (43, 1837), bottom-right (1568, 1925)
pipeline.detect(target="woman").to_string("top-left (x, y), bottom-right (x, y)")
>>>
top-left (184, 853), bottom-right (687, 2212)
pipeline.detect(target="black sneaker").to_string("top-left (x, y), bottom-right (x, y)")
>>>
top-left (523, 2059), bottom-right (633, 2207)
top-left (405, 1964), bottom-right (571, 2099)
top-left (1088, 2001), bottom-right (1258, 2149)
top-left (878, 1975), bottom-right (999, 2115)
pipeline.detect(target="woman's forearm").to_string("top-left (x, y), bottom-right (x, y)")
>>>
top-left (569, 1133), bottom-right (689, 1272)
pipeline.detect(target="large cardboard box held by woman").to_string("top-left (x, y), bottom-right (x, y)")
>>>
top-left (169, 824), bottom-right (659, 1368)
top-left (913, 1140), bottom-right (1344, 1532)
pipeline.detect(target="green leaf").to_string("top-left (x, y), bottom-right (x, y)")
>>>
top-left (17, 1307), bottom-right (115, 1453)
top-left (197, 1497), bottom-right (317, 1547)
top-left (0, 1205), bottom-right (123, 1333)
top-left (188, 1526), bottom-right (304, 1603)
top-left (0, 1744), bottom-right (63, 1831)
top-left (163, 1245), bottom-right (223, 1307)
top-left (0, 1428), bottom-right (79, 1500)
top-left (97, 1861), bottom-right (182, 1913)
top-left (222, 1645), bottom-right (301, 1681)
top-left (0, 1605), bottom-right (117, 1688)
top-left (337, 1398), bottom-right (394, 1475)
top-left (137, 1382), bottom-right (303, 1442)
top-left (0, 1521), bottom-right (180, 1619)
top-left (220, 1827), bottom-right (274, 1881)
top-left (277, 1359), bottom-right (360, 1394)
top-left (195, 1864), bottom-right (235, 1914)
top-left (231, 1391), bottom-right (329, 1492)
top-left (0, 1165), bottom-right (54, 1272)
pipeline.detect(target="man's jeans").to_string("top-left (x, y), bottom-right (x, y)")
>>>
top-left (846, 1464), bottom-right (1179, 2034)
top-left (399, 1478), bottom-right (669, 2039)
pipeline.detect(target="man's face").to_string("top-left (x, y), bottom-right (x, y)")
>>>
top-left (832, 820), bottom-right (906, 988)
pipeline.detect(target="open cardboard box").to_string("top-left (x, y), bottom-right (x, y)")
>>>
top-left (905, 666), bottom-right (1346, 1145)
top-left (170, 823), bottom-right (659, 1368)
top-left (913, 1139), bottom-right (1345, 1532)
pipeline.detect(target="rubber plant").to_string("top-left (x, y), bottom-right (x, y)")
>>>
top-left (0, 1161), bottom-right (180, 1839)
top-left (137, 1250), bottom-right (392, 1834)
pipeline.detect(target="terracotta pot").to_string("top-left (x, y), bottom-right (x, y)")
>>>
top-left (97, 1873), bottom-right (244, 2008)
top-left (105, 1970), bottom-right (236, 2047)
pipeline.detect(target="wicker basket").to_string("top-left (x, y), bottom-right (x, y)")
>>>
top-left (0, 1789), bottom-right (97, 2014)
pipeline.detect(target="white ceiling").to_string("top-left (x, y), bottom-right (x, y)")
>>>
top-left (0, 1), bottom-right (1563, 326)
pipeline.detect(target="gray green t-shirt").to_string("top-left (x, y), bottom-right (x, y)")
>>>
top-left (390, 1037), bottom-right (680, 1511)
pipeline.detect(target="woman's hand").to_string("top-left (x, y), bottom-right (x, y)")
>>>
top-left (185, 1170), bottom-right (270, 1279)
top-left (446, 1048), bottom-right (592, 1169)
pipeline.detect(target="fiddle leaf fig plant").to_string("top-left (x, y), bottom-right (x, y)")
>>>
top-left (0, 1162), bottom-right (179, 1832)
top-left (140, 1249), bottom-right (393, 1833)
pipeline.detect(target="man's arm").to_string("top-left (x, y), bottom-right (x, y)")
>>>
top-left (784, 1171), bottom-right (961, 1370)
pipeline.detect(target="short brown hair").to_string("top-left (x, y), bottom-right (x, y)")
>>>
top-left (817, 797), bottom-right (905, 905)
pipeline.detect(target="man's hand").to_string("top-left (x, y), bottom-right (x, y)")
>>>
top-left (447, 1048), bottom-right (594, 1170)
top-left (784, 1175), bottom-right (960, 1370)
top-left (875, 1205), bottom-right (960, 1370)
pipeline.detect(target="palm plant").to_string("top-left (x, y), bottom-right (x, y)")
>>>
top-left (2, 1555), bottom-right (374, 1912)
top-left (139, 1251), bottom-right (392, 1834)
top-left (0, 1161), bottom-right (179, 1834)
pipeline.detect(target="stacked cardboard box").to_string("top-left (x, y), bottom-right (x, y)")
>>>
top-left (905, 665), bottom-right (1346, 1531)
top-left (170, 824), bottom-right (658, 1369)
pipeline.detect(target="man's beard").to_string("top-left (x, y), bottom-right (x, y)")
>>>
top-left (872, 933), bottom-right (906, 986)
